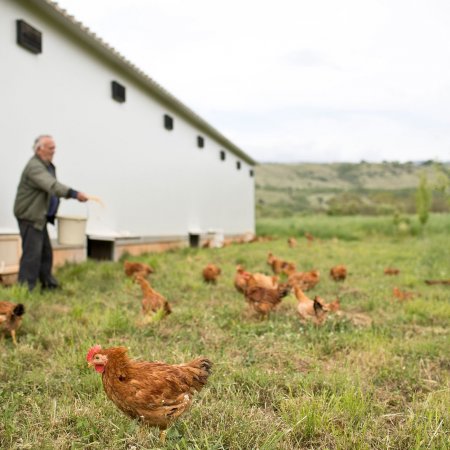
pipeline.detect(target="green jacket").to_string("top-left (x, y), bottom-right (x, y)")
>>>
top-left (14, 155), bottom-right (72, 230)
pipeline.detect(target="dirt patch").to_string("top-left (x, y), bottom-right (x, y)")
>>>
top-left (335, 310), bottom-right (373, 327)
top-left (46, 304), bottom-right (71, 314)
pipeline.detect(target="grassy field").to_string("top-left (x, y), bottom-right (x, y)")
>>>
top-left (256, 213), bottom-right (450, 241)
top-left (1, 215), bottom-right (449, 449)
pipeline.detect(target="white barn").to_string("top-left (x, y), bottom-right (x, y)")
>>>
top-left (0, 0), bottom-right (256, 266)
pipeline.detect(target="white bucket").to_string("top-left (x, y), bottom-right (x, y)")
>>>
top-left (57, 216), bottom-right (87, 246)
top-left (207, 229), bottom-right (224, 248)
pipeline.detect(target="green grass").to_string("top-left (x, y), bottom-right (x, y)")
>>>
top-left (257, 213), bottom-right (450, 241)
top-left (1, 215), bottom-right (449, 449)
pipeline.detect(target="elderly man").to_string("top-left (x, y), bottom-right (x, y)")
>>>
top-left (14, 135), bottom-right (88, 291)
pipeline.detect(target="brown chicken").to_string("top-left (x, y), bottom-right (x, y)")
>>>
top-left (0, 301), bottom-right (25, 345)
top-left (267, 253), bottom-right (296, 275)
top-left (287, 269), bottom-right (320, 291)
top-left (283, 264), bottom-right (297, 277)
top-left (425, 279), bottom-right (450, 285)
top-left (287, 237), bottom-right (297, 248)
top-left (384, 267), bottom-right (400, 276)
top-left (235, 266), bottom-right (279, 293)
top-left (201, 239), bottom-right (212, 248)
top-left (315, 295), bottom-right (340, 312)
top-left (134, 274), bottom-right (171, 316)
top-left (392, 287), bottom-right (414, 301)
top-left (281, 261), bottom-right (297, 275)
top-left (124, 261), bottom-right (154, 278)
top-left (330, 265), bottom-right (347, 281)
top-left (252, 273), bottom-right (279, 289)
top-left (312, 296), bottom-right (329, 324)
top-left (202, 264), bottom-right (221, 283)
top-left (86, 345), bottom-right (212, 443)
top-left (327, 299), bottom-right (340, 312)
top-left (267, 252), bottom-right (284, 274)
top-left (305, 232), bottom-right (314, 244)
top-left (244, 278), bottom-right (291, 319)
top-left (222, 238), bottom-right (234, 247)
top-left (294, 286), bottom-right (328, 324)
top-left (234, 265), bottom-right (251, 293)
top-left (295, 286), bottom-right (320, 322)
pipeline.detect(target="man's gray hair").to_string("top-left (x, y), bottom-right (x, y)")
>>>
top-left (33, 135), bottom-right (53, 152)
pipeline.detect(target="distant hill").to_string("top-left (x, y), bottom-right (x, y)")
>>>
top-left (255, 161), bottom-right (450, 217)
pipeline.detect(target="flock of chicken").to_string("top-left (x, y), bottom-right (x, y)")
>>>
top-left (125, 247), bottom-right (345, 326)
top-left (0, 234), bottom-right (424, 443)
top-left (200, 237), bottom-right (426, 324)
top-left (202, 251), bottom-right (343, 324)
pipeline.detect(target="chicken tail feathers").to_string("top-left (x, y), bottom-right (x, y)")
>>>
top-left (199, 358), bottom-right (213, 375)
top-left (313, 297), bottom-right (325, 314)
top-left (187, 357), bottom-right (213, 390)
top-left (191, 357), bottom-right (212, 374)
top-left (13, 304), bottom-right (25, 316)
top-left (280, 285), bottom-right (291, 298)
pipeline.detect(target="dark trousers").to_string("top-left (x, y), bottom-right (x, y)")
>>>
top-left (17, 220), bottom-right (58, 291)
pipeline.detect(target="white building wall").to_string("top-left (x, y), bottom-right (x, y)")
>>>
top-left (0, 0), bottom-right (255, 239)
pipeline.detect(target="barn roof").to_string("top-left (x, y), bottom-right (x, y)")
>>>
top-left (30, 0), bottom-right (257, 166)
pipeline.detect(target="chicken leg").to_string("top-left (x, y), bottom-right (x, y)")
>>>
top-left (159, 429), bottom-right (167, 444)
top-left (11, 330), bottom-right (17, 345)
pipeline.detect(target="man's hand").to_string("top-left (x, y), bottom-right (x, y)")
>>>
top-left (77, 192), bottom-right (89, 202)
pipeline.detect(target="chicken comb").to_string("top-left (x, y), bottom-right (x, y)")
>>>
top-left (86, 344), bottom-right (102, 362)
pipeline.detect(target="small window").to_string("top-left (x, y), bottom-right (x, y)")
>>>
top-left (249, 169), bottom-right (254, 177)
top-left (16, 20), bottom-right (42, 54)
top-left (220, 150), bottom-right (226, 161)
top-left (197, 136), bottom-right (204, 148)
top-left (236, 161), bottom-right (241, 170)
top-left (111, 81), bottom-right (126, 103)
top-left (164, 114), bottom-right (174, 130)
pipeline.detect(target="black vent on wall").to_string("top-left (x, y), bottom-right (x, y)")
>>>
top-left (249, 169), bottom-right (254, 177)
top-left (164, 114), bottom-right (174, 130)
top-left (197, 136), bottom-right (204, 148)
top-left (111, 81), bottom-right (126, 103)
top-left (220, 150), bottom-right (226, 161)
top-left (236, 161), bottom-right (241, 170)
top-left (16, 20), bottom-right (42, 54)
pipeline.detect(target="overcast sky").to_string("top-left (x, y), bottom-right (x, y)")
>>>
top-left (56, 0), bottom-right (450, 163)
